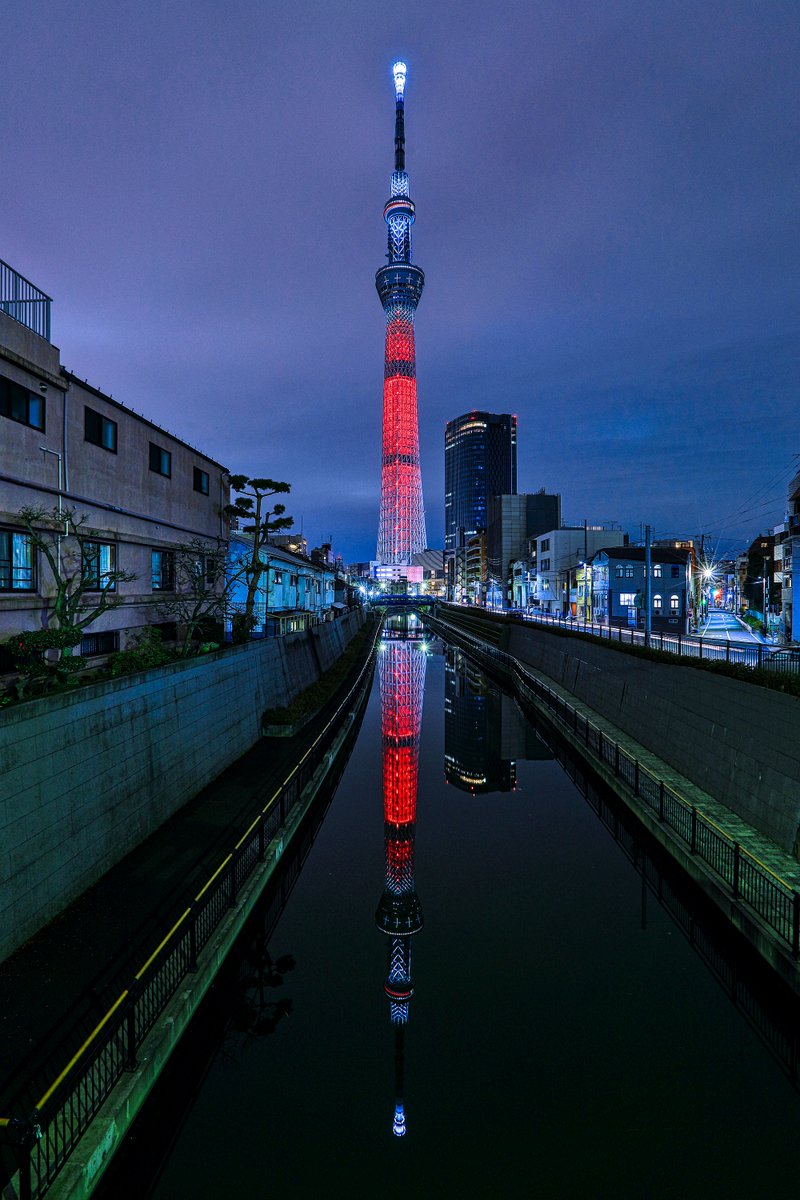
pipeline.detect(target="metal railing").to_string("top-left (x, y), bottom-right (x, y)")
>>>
top-left (0, 260), bottom-right (51, 342)
top-left (0, 619), bottom-right (382, 1200)
top-left (429, 614), bottom-right (800, 957)
top-left (455, 605), bottom-right (797, 673)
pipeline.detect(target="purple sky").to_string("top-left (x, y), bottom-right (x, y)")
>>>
top-left (4, 1), bottom-right (798, 562)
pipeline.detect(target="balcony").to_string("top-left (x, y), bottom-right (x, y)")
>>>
top-left (0, 259), bottom-right (51, 341)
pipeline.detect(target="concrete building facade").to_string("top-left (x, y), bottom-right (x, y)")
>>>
top-left (0, 267), bottom-right (228, 657)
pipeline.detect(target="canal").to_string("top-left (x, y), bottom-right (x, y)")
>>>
top-left (100, 618), bottom-right (800, 1198)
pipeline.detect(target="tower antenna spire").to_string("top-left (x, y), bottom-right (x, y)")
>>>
top-left (393, 60), bottom-right (406, 171)
top-left (376, 59), bottom-right (427, 565)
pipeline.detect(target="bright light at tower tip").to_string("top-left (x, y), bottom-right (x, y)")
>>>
top-left (392, 61), bottom-right (407, 97)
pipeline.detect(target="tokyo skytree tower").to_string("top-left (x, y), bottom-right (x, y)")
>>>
top-left (375, 61), bottom-right (427, 564)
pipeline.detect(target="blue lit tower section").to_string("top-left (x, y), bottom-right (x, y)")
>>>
top-left (375, 637), bottom-right (426, 1135)
top-left (376, 61), bottom-right (427, 564)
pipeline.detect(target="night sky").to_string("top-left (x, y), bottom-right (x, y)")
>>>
top-left (4, 1), bottom-right (798, 562)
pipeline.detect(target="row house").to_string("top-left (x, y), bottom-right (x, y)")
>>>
top-left (0, 260), bottom-right (228, 658)
top-left (228, 533), bottom-right (336, 636)
top-left (592, 546), bottom-right (692, 635)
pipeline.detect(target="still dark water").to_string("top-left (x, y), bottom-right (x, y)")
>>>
top-left (110, 626), bottom-right (800, 1198)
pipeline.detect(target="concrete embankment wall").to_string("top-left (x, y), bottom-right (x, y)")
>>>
top-left (441, 608), bottom-right (800, 856)
top-left (0, 610), bottom-right (365, 962)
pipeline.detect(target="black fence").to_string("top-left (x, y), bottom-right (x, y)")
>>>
top-left (495, 608), bottom-right (796, 672)
top-left (0, 621), bottom-right (381, 1200)
top-left (0, 260), bottom-right (51, 342)
top-left (430, 616), bottom-right (800, 958)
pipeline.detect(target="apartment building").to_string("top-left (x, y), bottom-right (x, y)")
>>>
top-left (0, 260), bottom-right (228, 655)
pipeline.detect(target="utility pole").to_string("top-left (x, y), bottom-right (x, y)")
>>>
top-left (763, 557), bottom-right (769, 638)
top-left (645, 524), bottom-right (652, 648)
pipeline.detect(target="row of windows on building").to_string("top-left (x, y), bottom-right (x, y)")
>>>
top-left (613, 564), bottom-right (682, 579)
top-left (1, 531), bottom-right (325, 596)
top-left (1, 373), bottom-right (210, 496)
top-left (537, 561), bottom-right (683, 577)
top-left (618, 591), bottom-right (682, 611)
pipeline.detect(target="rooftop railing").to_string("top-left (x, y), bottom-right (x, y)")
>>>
top-left (0, 260), bottom-right (51, 342)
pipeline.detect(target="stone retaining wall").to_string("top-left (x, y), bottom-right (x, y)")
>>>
top-left (440, 608), bottom-right (800, 856)
top-left (0, 609), bottom-right (365, 961)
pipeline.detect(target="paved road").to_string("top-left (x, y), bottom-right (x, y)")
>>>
top-left (698, 609), bottom-right (766, 645)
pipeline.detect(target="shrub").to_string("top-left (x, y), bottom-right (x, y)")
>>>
top-left (110, 628), bottom-right (176, 676)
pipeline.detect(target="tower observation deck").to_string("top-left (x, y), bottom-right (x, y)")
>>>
top-left (376, 61), bottom-right (427, 565)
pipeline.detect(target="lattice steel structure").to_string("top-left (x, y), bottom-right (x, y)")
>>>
top-left (376, 61), bottom-right (427, 564)
top-left (375, 634), bottom-right (426, 1136)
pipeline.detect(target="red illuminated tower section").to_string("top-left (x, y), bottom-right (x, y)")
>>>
top-left (376, 61), bottom-right (427, 564)
top-left (375, 634), bottom-right (426, 1136)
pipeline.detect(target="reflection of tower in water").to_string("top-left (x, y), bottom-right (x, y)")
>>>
top-left (375, 631), bottom-right (426, 1136)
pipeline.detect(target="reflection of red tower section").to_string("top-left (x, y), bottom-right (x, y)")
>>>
top-left (380, 641), bottom-right (424, 834)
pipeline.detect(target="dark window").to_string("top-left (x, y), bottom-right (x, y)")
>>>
top-left (193, 467), bottom-right (210, 495)
top-left (0, 374), bottom-right (45, 431)
top-left (274, 570), bottom-right (283, 585)
top-left (149, 442), bottom-right (171, 477)
top-left (0, 529), bottom-right (35, 591)
top-left (151, 549), bottom-right (176, 591)
top-left (84, 406), bottom-right (117, 452)
top-left (290, 574), bottom-right (298, 587)
top-left (671, 565), bottom-right (681, 578)
top-left (615, 566), bottom-right (624, 578)
top-left (541, 538), bottom-right (550, 552)
top-left (540, 558), bottom-right (550, 571)
top-left (152, 621), bottom-right (178, 642)
top-left (81, 630), bottom-right (119, 657)
top-left (83, 541), bottom-right (117, 591)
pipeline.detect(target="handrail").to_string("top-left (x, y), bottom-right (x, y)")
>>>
top-left (1, 616), bottom-right (383, 1199)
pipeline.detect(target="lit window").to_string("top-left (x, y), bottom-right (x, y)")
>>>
top-left (670, 594), bottom-right (680, 612)
top-left (653, 564), bottom-right (662, 578)
top-left (624, 566), bottom-right (634, 578)
top-left (653, 594), bottom-right (662, 611)
top-left (0, 529), bottom-right (35, 591)
top-left (151, 549), bottom-right (176, 591)
top-left (84, 407), bottom-right (117, 452)
top-left (149, 442), bottom-right (171, 477)
top-left (83, 541), bottom-right (117, 591)
top-left (615, 566), bottom-right (624, 578)
top-left (620, 593), bottom-right (636, 605)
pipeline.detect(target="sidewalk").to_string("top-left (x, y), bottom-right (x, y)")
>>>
top-left (0, 625), bottom-right (377, 1108)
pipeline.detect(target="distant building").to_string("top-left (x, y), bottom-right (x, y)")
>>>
top-left (591, 546), bottom-right (691, 634)
top-left (486, 492), bottom-right (562, 609)
top-left (445, 412), bottom-right (517, 598)
top-left (530, 526), bottom-right (625, 616)
top-left (228, 533), bottom-right (335, 636)
top-left (780, 469), bottom-right (799, 640)
top-left (0, 261), bottom-right (228, 657)
top-left (269, 532), bottom-right (308, 557)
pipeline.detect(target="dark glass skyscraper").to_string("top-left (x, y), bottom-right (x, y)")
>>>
top-left (444, 411), bottom-right (517, 554)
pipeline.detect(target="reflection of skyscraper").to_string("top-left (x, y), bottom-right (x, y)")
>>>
top-left (444, 647), bottom-right (551, 792)
top-left (375, 635), bottom-right (426, 1136)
